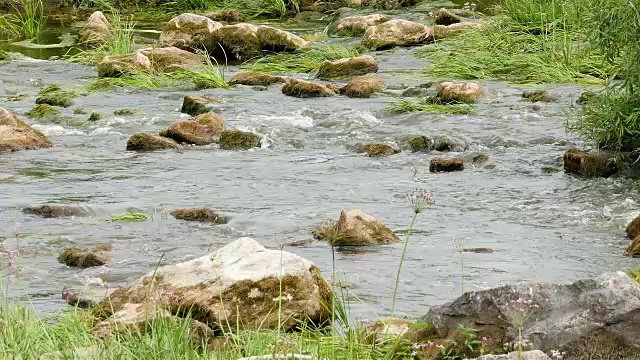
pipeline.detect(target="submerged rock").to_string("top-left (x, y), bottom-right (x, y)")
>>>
top-left (353, 143), bottom-right (399, 157)
top-left (97, 52), bottom-right (152, 78)
top-left (433, 134), bottom-right (469, 152)
top-left (219, 130), bottom-right (261, 150)
top-left (522, 90), bottom-right (557, 102)
top-left (563, 148), bottom-right (617, 177)
top-left (430, 157), bottom-right (464, 172)
top-left (335, 14), bottom-right (391, 36)
top-left (362, 19), bottom-right (434, 50)
top-left (159, 13), bottom-right (223, 50)
top-left (282, 79), bottom-right (337, 98)
top-left (340, 76), bottom-right (384, 98)
top-left (317, 55), bottom-right (378, 80)
top-left (398, 134), bottom-right (433, 152)
top-left (126, 133), bottom-right (181, 152)
top-left (437, 81), bottom-right (483, 103)
top-left (205, 9), bottom-right (245, 23)
top-left (416, 271), bottom-right (640, 358)
top-left (162, 112), bottom-right (225, 145)
top-left (97, 237), bottom-right (332, 332)
top-left (114, 108), bottom-right (137, 116)
top-left (313, 209), bottom-right (399, 246)
top-left (23, 204), bottom-right (89, 218)
top-left (432, 8), bottom-right (461, 26)
top-left (88, 112), bottom-right (102, 122)
top-left (79, 11), bottom-right (113, 48)
top-left (26, 104), bottom-right (61, 120)
top-left (171, 208), bottom-right (227, 224)
top-left (58, 244), bottom-right (112, 268)
top-left (228, 72), bottom-right (287, 86)
top-left (0, 108), bottom-right (53, 153)
top-left (63, 286), bottom-right (118, 309)
top-left (576, 90), bottom-right (598, 105)
top-left (181, 95), bottom-right (222, 116)
top-left (35, 84), bottom-right (77, 108)
top-left (433, 22), bottom-right (486, 39)
top-left (626, 215), bottom-right (640, 239)
top-left (139, 47), bottom-right (201, 73)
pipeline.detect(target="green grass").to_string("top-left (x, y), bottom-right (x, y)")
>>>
top-left (0, 0), bottom-right (47, 40)
top-left (66, 12), bottom-right (136, 65)
top-left (387, 99), bottom-right (475, 115)
top-left (101, 211), bottom-right (150, 222)
top-left (251, 45), bottom-right (360, 74)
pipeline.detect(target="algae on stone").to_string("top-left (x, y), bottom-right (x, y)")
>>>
top-left (126, 133), bottom-right (181, 152)
top-left (35, 85), bottom-right (77, 108)
top-left (26, 104), bottom-right (61, 120)
top-left (340, 76), bottom-right (384, 98)
top-left (219, 130), bottom-right (261, 150)
top-left (171, 208), bottom-right (227, 224)
top-left (282, 79), bottom-right (337, 98)
top-left (58, 244), bottom-right (112, 268)
top-left (353, 143), bottom-right (400, 157)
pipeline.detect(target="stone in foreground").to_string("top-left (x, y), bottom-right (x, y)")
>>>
top-left (171, 208), bottom-right (227, 224)
top-left (430, 157), bottom-right (464, 172)
top-left (282, 79), bottom-right (337, 98)
top-left (362, 19), bottom-right (434, 50)
top-left (437, 81), bottom-right (483, 103)
top-left (316, 55), bottom-right (378, 80)
top-left (126, 133), bottom-right (181, 152)
top-left (563, 148), bottom-right (617, 177)
top-left (314, 209), bottom-right (399, 246)
top-left (340, 76), bottom-right (384, 98)
top-left (335, 14), bottom-right (390, 36)
top-left (98, 237), bottom-right (332, 332)
top-left (0, 108), bottom-right (53, 153)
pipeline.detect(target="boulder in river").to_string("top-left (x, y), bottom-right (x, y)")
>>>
top-left (126, 133), bottom-right (181, 152)
top-left (522, 90), bottom-right (557, 103)
top-left (282, 79), bottom-right (338, 98)
top-left (35, 84), bottom-right (77, 108)
top-left (313, 209), bottom-right (399, 246)
top-left (414, 271), bottom-right (640, 359)
top-left (139, 47), bottom-right (202, 73)
top-left (430, 157), bottom-right (464, 172)
top-left (433, 134), bottom-right (469, 152)
top-left (353, 142), bottom-right (399, 157)
top-left (23, 204), bottom-right (89, 217)
top-left (335, 14), bottom-right (390, 36)
top-left (397, 134), bottom-right (434, 152)
top-left (97, 237), bottom-right (332, 332)
top-left (97, 52), bottom-right (152, 78)
top-left (626, 214), bottom-right (640, 239)
top-left (0, 108), bottom-right (53, 153)
top-left (228, 72), bottom-right (287, 86)
top-left (432, 8), bottom-right (461, 26)
top-left (58, 244), bottom-right (112, 268)
top-left (181, 95), bottom-right (222, 116)
top-left (340, 76), bottom-right (384, 98)
top-left (26, 104), bottom-right (61, 120)
top-left (78, 11), bottom-right (113, 48)
top-left (171, 208), bottom-right (227, 224)
top-left (433, 22), bottom-right (487, 40)
top-left (317, 55), bottom-right (378, 80)
top-left (161, 112), bottom-right (225, 145)
top-left (362, 19), bottom-right (434, 50)
top-left (563, 148), bottom-right (617, 177)
top-left (205, 9), bottom-right (245, 23)
top-left (219, 130), bottom-right (261, 150)
top-left (159, 13), bottom-right (223, 50)
top-left (437, 81), bottom-right (483, 103)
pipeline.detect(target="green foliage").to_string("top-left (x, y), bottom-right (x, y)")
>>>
top-left (1, 0), bottom-right (47, 40)
top-left (162, 0), bottom-right (210, 11)
top-left (219, 0), bottom-right (301, 18)
top-left (66, 12), bottom-right (136, 65)
top-left (187, 52), bottom-right (229, 90)
top-left (628, 266), bottom-right (640, 283)
top-left (387, 99), bottom-right (474, 115)
top-left (251, 45), bottom-right (360, 74)
top-left (102, 211), bottom-right (149, 222)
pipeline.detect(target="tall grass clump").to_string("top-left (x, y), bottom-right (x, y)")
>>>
top-left (162, 0), bottom-right (210, 11)
top-left (218, 0), bottom-right (301, 18)
top-left (251, 44), bottom-right (360, 74)
top-left (0, 0), bottom-right (47, 40)
top-left (66, 12), bottom-right (136, 64)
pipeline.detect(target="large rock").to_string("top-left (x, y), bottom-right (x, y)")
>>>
top-left (228, 72), bottom-right (287, 86)
top-left (0, 108), bottom-right (53, 153)
top-left (340, 76), bottom-right (384, 98)
top-left (79, 11), bottom-right (113, 48)
top-left (362, 19), bottom-right (434, 50)
top-left (627, 215), bottom-right (640, 239)
top-left (161, 112), bottom-right (225, 145)
top-left (97, 52), bottom-right (151, 78)
top-left (282, 79), bottom-right (337, 98)
top-left (58, 244), bottom-right (112, 268)
top-left (316, 55), bottom-right (378, 80)
top-left (563, 148), bottom-right (617, 177)
top-left (256, 25), bottom-right (310, 53)
top-left (23, 204), bottom-right (89, 217)
top-left (417, 272), bottom-right (640, 359)
top-left (219, 130), bottom-right (261, 150)
top-left (139, 47), bottom-right (201, 73)
top-left (181, 95), bottom-right (222, 116)
top-left (98, 238), bottom-right (332, 332)
top-left (313, 209), bottom-right (399, 246)
top-left (159, 13), bottom-right (223, 50)
top-left (126, 133), bottom-right (181, 152)
top-left (335, 14), bottom-right (391, 36)
top-left (437, 81), bottom-right (483, 103)
top-left (205, 9), bottom-right (245, 23)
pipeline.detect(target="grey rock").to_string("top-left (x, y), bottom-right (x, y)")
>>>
top-left (469, 351), bottom-right (550, 360)
top-left (433, 134), bottom-right (470, 152)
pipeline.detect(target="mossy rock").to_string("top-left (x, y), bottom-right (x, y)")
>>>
top-left (563, 148), bottom-right (617, 178)
top-left (228, 72), bottom-right (287, 86)
top-left (26, 104), bottom-right (61, 120)
top-left (430, 157), bottom-right (464, 172)
top-left (353, 143), bottom-right (400, 157)
top-left (74, 108), bottom-right (88, 115)
top-left (522, 90), bottom-right (557, 102)
top-left (316, 55), bottom-right (378, 80)
top-left (171, 208), bottom-right (227, 224)
top-left (205, 9), bottom-right (245, 23)
top-left (0, 50), bottom-right (10, 62)
top-left (314, 209), bottom-right (399, 246)
top-left (433, 8), bottom-right (461, 26)
top-left (626, 215), bottom-right (640, 239)
top-left (181, 95), bottom-right (221, 116)
top-left (23, 204), bottom-right (89, 218)
top-left (282, 79), bottom-right (337, 98)
top-left (114, 108), bottom-right (138, 116)
top-left (88, 112), bottom-right (102, 121)
top-left (340, 76), bottom-right (384, 98)
top-left (35, 85), bottom-right (77, 108)
top-left (576, 90), bottom-right (598, 105)
top-left (162, 112), bottom-right (225, 146)
top-left (219, 130), bottom-right (261, 150)
top-left (627, 235), bottom-right (640, 257)
top-left (58, 244), bottom-right (111, 268)
top-left (397, 134), bottom-right (434, 152)
top-left (126, 133), bottom-right (181, 152)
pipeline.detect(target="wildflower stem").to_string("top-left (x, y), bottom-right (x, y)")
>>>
top-left (460, 252), bottom-right (464, 295)
top-left (391, 212), bottom-right (419, 318)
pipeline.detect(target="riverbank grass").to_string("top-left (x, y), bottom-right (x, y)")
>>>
top-left (0, 0), bottom-right (47, 40)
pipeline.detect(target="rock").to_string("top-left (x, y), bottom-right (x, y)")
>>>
top-left (62, 286), bottom-right (118, 309)
top-left (0, 109), bottom-right (53, 153)
top-left (469, 351), bottom-right (550, 360)
top-left (626, 215), bottom-right (640, 239)
top-left (433, 8), bottom-right (461, 26)
top-left (98, 237), bottom-right (332, 332)
top-left (563, 148), bottom-right (617, 177)
top-left (576, 90), bottom-right (598, 105)
top-left (340, 76), bottom-right (384, 98)
top-left (228, 72), bottom-right (287, 86)
top-left (627, 235), bottom-right (640, 257)
top-left (171, 208), bottom-right (227, 224)
top-left (97, 52), bottom-right (152, 78)
top-left (433, 134), bottom-right (469, 152)
top-left (353, 143), bottom-right (399, 157)
top-left (0, 50), bottom-right (10, 62)
top-left (219, 130), bottom-right (261, 150)
top-left (317, 55), bottom-right (378, 80)
top-left (470, 153), bottom-right (490, 167)
top-left (522, 90), bottom-right (557, 102)
top-left (35, 84), bottom-right (77, 108)
top-left (437, 81), bottom-right (483, 103)
top-left (366, 318), bottom-right (413, 339)
top-left (126, 133), bottom-right (181, 152)
top-left (74, 108), bottom-right (87, 115)
top-left (181, 95), bottom-right (222, 116)
top-left (433, 22), bottom-right (486, 39)
top-left (88, 112), bottom-right (102, 121)
top-left (417, 272), bottom-right (640, 358)
top-left (139, 47), bottom-right (201, 73)
top-left (26, 104), bottom-right (61, 120)
top-left (401, 84), bottom-right (434, 98)
top-left (205, 9), bottom-right (245, 23)
top-left (256, 25), bottom-right (310, 52)
top-left (162, 112), bottom-right (225, 145)
top-left (463, 247), bottom-right (495, 253)
top-left (40, 346), bottom-right (105, 360)
top-left (114, 108), bottom-right (137, 116)
top-left (23, 204), bottom-right (89, 217)
top-left (314, 209), bottom-right (399, 246)
top-left (362, 19), bottom-right (434, 50)
top-left (159, 13), bottom-right (223, 50)
top-left (282, 79), bottom-right (337, 98)
top-left (430, 157), bottom-right (464, 172)
top-left (79, 11), bottom-right (113, 48)
top-left (58, 244), bottom-right (112, 268)
top-left (398, 134), bottom-right (433, 152)
top-left (335, 14), bottom-right (391, 36)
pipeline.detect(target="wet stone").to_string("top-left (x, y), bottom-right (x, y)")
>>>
top-left (430, 157), bottom-right (464, 172)
top-left (171, 208), bottom-right (227, 224)
top-left (563, 148), bottom-right (617, 178)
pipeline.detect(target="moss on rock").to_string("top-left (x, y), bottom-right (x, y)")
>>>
top-left (57, 244), bottom-right (112, 268)
top-left (26, 104), bottom-right (61, 120)
top-left (340, 76), bottom-right (384, 98)
top-left (181, 95), bottom-right (221, 116)
top-left (228, 72), bottom-right (287, 86)
top-left (35, 85), bottom-right (77, 108)
top-left (88, 112), bottom-right (102, 121)
top-left (313, 209), bottom-right (399, 246)
top-left (563, 148), bottom-right (617, 178)
top-left (162, 112), bottom-right (225, 145)
top-left (171, 208), bottom-right (227, 224)
top-left (126, 133), bottom-right (181, 152)
top-left (522, 90), bottom-right (557, 102)
top-left (362, 19), bottom-right (434, 50)
top-left (626, 215), bottom-right (640, 239)
top-left (317, 55), bottom-right (378, 80)
top-left (114, 108), bottom-right (137, 116)
top-left (353, 143), bottom-right (400, 157)
top-left (430, 157), bottom-right (464, 172)
top-left (139, 47), bottom-right (201, 73)
top-left (335, 14), bottom-right (391, 37)
top-left (219, 130), bottom-right (261, 150)
top-left (433, 8), bottom-right (461, 26)
top-left (23, 204), bottom-right (89, 218)
top-left (282, 79), bottom-right (337, 98)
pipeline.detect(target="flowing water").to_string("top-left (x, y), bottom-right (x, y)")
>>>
top-left (1, 4), bottom-right (639, 321)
